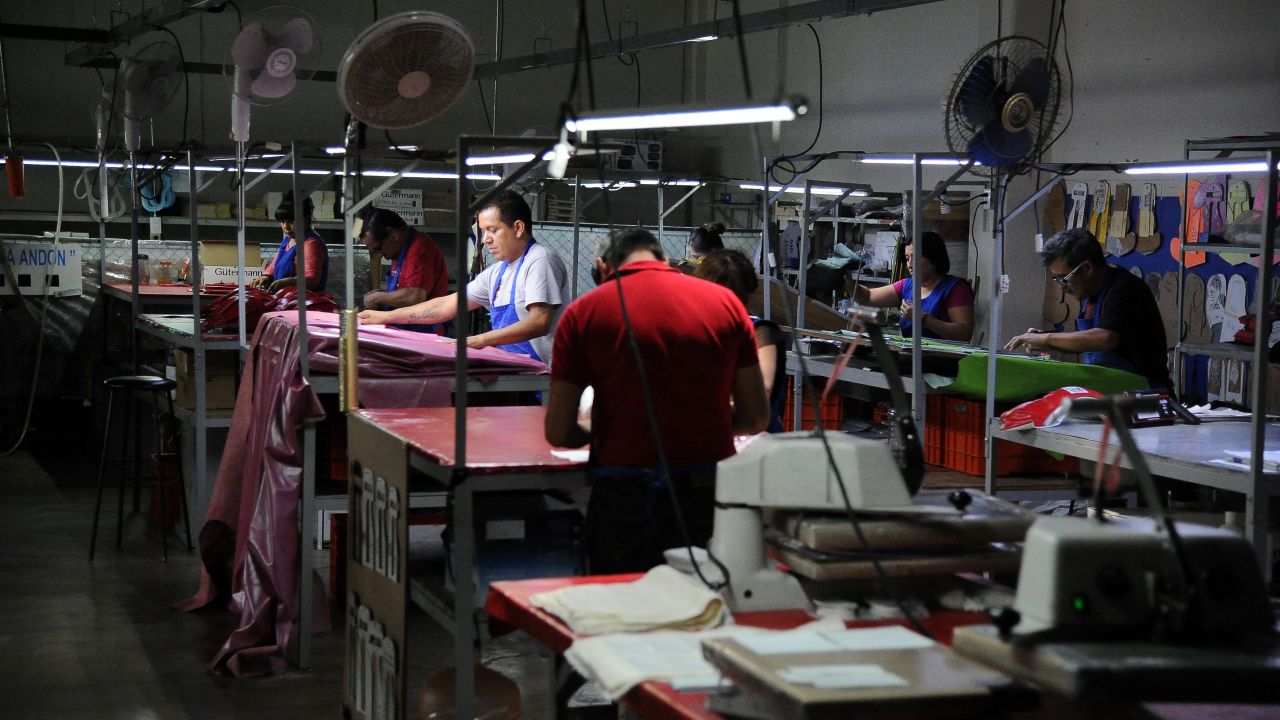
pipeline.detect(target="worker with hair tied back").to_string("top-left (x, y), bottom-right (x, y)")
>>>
top-left (253, 191), bottom-right (329, 293)
top-left (686, 222), bottom-right (726, 261)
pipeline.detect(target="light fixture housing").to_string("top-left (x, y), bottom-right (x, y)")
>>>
top-left (565, 96), bottom-right (807, 134)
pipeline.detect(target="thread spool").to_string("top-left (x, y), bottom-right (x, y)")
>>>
top-left (5, 154), bottom-right (24, 198)
top-left (339, 309), bottom-right (359, 412)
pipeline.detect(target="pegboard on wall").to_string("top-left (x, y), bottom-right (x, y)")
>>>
top-left (1052, 182), bottom-right (1276, 405)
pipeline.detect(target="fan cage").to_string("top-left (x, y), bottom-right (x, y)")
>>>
top-left (943, 35), bottom-right (1066, 177)
top-left (338, 11), bottom-right (476, 130)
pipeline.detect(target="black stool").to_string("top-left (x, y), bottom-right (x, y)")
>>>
top-left (90, 375), bottom-right (193, 562)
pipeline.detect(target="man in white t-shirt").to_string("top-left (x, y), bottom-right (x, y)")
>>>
top-left (357, 190), bottom-right (569, 363)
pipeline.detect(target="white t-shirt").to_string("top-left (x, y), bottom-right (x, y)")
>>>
top-left (467, 240), bottom-right (569, 363)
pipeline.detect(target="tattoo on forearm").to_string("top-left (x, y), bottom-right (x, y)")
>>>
top-left (408, 309), bottom-right (438, 322)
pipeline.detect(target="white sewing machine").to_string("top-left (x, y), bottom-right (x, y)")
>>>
top-left (677, 431), bottom-right (945, 612)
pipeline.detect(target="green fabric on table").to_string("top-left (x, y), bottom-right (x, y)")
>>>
top-left (947, 353), bottom-right (1149, 402)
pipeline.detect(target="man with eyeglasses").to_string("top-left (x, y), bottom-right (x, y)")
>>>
top-left (1005, 228), bottom-right (1171, 390)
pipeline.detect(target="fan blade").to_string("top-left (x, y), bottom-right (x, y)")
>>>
top-left (278, 17), bottom-right (315, 54)
top-left (1011, 56), bottom-right (1051, 108)
top-left (957, 55), bottom-right (999, 126)
top-left (251, 71), bottom-right (297, 99)
top-left (231, 23), bottom-right (270, 69)
top-left (968, 121), bottom-right (1033, 167)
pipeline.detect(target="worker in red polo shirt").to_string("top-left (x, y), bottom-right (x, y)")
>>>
top-left (359, 208), bottom-right (450, 331)
top-left (545, 227), bottom-right (769, 573)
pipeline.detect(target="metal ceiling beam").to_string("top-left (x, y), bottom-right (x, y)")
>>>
top-left (83, 56), bottom-right (338, 83)
top-left (0, 24), bottom-right (111, 43)
top-left (64, 0), bottom-right (209, 67)
top-left (474, 0), bottom-right (944, 78)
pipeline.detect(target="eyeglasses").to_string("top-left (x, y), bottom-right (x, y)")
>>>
top-left (1051, 261), bottom-right (1087, 288)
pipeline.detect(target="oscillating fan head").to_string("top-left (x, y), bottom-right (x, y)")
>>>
top-left (943, 36), bottom-right (1067, 176)
top-left (116, 40), bottom-right (183, 121)
top-left (224, 5), bottom-right (321, 107)
top-left (338, 11), bottom-right (475, 130)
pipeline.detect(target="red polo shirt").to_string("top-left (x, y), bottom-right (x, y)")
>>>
top-left (551, 260), bottom-right (759, 467)
top-left (392, 230), bottom-right (449, 300)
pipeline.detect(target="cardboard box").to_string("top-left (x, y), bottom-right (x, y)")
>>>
top-left (174, 347), bottom-right (239, 411)
top-left (200, 240), bottom-right (262, 269)
top-left (424, 209), bottom-right (455, 229)
top-left (215, 202), bottom-right (232, 219)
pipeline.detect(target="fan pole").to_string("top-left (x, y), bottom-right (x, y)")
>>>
top-left (129, 149), bottom-right (141, 370)
top-left (982, 175), bottom-right (1008, 495)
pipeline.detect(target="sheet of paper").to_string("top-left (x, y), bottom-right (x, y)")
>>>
top-left (735, 630), bottom-right (844, 655)
top-left (778, 663), bottom-right (909, 689)
top-left (550, 449), bottom-right (590, 462)
top-left (825, 626), bottom-right (935, 652)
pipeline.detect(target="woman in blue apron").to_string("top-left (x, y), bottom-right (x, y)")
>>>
top-left (851, 231), bottom-right (975, 342)
top-left (256, 193), bottom-right (328, 293)
top-left (489, 240), bottom-right (540, 360)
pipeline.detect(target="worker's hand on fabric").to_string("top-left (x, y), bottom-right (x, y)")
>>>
top-left (266, 278), bottom-right (292, 294)
top-left (251, 275), bottom-right (271, 290)
top-left (357, 309), bottom-right (389, 325)
top-left (899, 300), bottom-right (913, 317)
top-left (1004, 328), bottom-right (1047, 351)
top-left (362, 290), bottom-right (385, 309)
top-left (439, 336), bottom-right (487, 349)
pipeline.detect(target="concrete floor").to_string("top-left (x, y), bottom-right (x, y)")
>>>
top-left (0, 442), bottom-right (607, 720)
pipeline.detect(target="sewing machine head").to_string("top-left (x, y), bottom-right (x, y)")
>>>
top-left (716, 431), bottom-right (917, 512)
top-left (1008, 515), bottom-right (1274, 643)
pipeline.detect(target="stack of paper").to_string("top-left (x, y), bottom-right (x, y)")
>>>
top-left (1217, 448), bottom-right (1280, 472)
top-left (564, 625), bottom-right (756, 699)
top-left (530, 565), bottom-right (726, 636)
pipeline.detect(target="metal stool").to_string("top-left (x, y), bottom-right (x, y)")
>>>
top-left (90, 375), bottom-right (192, 561)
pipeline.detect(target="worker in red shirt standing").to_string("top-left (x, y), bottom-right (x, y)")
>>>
top-left (545, 227), bottom-right (769, 573)
top-left (359, 208), bottom-right (450, 331)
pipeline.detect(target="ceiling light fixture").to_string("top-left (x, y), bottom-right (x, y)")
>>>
top-left (565, 96), bottom-right (807, 134)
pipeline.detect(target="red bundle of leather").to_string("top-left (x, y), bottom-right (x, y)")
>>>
top-left (200, 286), bottom-right (338, 332)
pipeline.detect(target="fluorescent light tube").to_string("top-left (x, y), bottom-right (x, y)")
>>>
top-left (689, 34), bottom-right (718, 42)
top-left (858, 156), bottom-right (974, 166)
top-left (465, 152), bottom-right (539, 167)
top-left (566, 97), bottom-right (806, 133)
top-left (739, 183), bottom-right (869, 197)
top-left (1123, 160), bottom-right (1276, 175)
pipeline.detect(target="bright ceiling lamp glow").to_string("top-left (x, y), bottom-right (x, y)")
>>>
top-left (324, 146), bottom-right (346, 155)
top-left (858, 156), bottom-right (974, 165)
top-left (1123, 160), bottom-right (1276, 175)
top-left (566, 96), bottom-right (807, 133)
top-left (638, 179), bottom-right (702, 186)
top-left (24, 158), bottom-right (114, 168)
top-left (465, 152), bottom-right (541, 167)
top-left (689, 34), bottom-right (718, 42)
top-left (581, 180), bottom-right (639, 189)
top-left (740, 183), bottom-right (869, 197)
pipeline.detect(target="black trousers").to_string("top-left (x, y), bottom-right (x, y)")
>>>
top-left (584, 471), bottom-right (716, 575)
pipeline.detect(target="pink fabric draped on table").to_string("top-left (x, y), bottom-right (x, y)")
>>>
top-left (174, 311), bottom-right (546, 677)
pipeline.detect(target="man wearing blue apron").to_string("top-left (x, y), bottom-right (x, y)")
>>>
top-left (357, 191), bottom-right (568, 362)
top-left (1006, 228), bottom-right (1170, 390)
top-left (358, 208), bottom-right (450, 332)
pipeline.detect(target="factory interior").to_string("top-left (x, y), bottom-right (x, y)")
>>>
top-left (1, 1), bottom-right (1279, 718)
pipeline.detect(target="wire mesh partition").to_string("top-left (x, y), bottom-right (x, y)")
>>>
top-left (531, 222), bottom-right (762, 300)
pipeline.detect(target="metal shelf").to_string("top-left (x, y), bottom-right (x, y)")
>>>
top-left (0, 211), bottom-right (454, 235)
top-left (1177, 342), bottom-right (1257, 361)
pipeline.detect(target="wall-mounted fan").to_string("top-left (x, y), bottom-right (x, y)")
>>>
top-left (225, 5), bottom-right (321, 142)
top-left (116, 40), bottom-right (184, 153)
top-left (943, 36), bottom-right (1068, 176)
top-left (337, 11), bottom-right (475, 130)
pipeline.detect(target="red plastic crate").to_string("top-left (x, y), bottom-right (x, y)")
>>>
top-left (924, 395), bottom-right (946, 466)
top-left (780, 377), bottom-right (843, 431)
top-left (942, 397), bottom-right (1077, 476)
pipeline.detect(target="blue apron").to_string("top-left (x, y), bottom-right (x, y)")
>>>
top-left (1076, 271), bottom-right (1140, 374)
top-left (489, 240), bottom-right (540, 360)
top-left (899, 275), bottom-right (960, 339)
top-left (384, 233), bottom-right (439, 333)
top-left (271, 232), bottom-right (327, 291)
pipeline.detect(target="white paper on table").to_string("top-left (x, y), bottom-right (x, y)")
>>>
top-left (564, 626), bottom-right (759, 699)
top-left (550, 449), bottom-right (591, 462)
top-left (778, 663), bottom-right (909, 689)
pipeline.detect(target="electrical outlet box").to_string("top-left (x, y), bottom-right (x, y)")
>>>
top-left (149, 216), bottom-right (163, 240)
top-left (1035, 233), bottom-right (1044, 252)
top-left (1000, 274), bottom-right (1010, 294)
